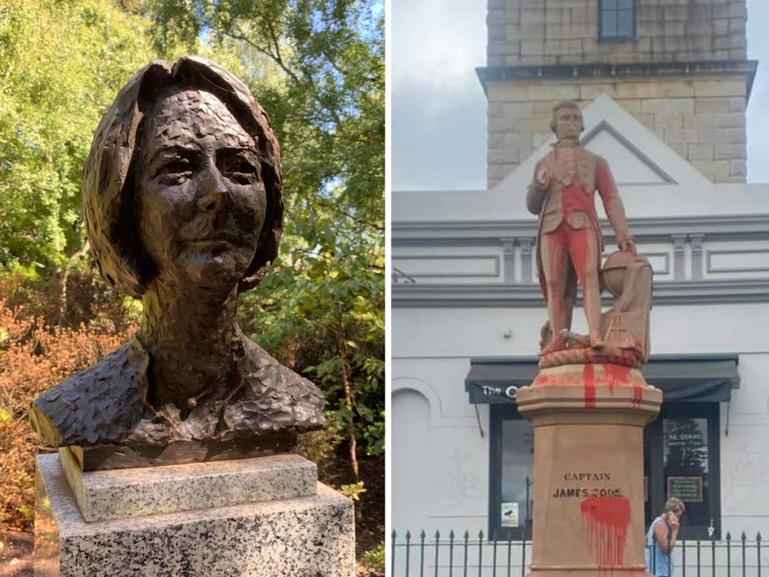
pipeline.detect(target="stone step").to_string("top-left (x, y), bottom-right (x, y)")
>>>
top-left (55, 450), bottom-right (318, 522)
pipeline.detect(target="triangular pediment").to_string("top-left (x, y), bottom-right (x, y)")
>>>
top-left (492, 93), bottom-right (710, 194)
top-left (582, 122), bottom-right (671, 185)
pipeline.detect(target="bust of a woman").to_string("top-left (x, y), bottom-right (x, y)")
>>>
top-left (29, 57), bottom-right (324, 470)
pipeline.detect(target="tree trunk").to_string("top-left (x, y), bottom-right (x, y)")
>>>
top-left (337, 331), bottom-right (359, 482)
top-left (56, 241), bottom-right (90, 325)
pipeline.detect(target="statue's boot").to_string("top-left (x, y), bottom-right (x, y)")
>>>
top-left (540, 333), bottom-right (567, 356)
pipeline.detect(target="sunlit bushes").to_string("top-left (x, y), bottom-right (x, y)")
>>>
top-left (0, 270), bottom-right (134, 530)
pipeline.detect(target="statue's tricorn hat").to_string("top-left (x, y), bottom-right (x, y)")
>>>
top-left (82, 56), bottom-right (283, 298)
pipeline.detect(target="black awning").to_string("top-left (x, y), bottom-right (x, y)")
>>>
top-left (465, 358), bottom-right (539, 403)
top-left (465, 354), bottom-right (739, 404)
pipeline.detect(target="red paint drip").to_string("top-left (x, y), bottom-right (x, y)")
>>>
top-left (569, 225), bottom-right (590, 274)
top-left (583, 364), bottom-right (596, 408)
top-left (580, 496), bottom-right (631, 569)
top-left (603, 364), bottom-right (630, 392)
top-left (632, 384), bottom-right (643, 408)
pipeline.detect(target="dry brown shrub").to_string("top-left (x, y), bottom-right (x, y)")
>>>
top-left (0, 299), bottom-right (135, 530)
top-left (0, 264), bottom-right (133, 332)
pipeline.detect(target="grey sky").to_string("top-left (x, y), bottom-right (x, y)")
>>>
top-left (392, 0), bottom-right (769, 190)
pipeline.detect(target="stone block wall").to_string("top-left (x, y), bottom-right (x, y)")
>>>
top-left (486, 75), bottom-right (747, 187)
top-left (488, 0), bottom-right (748, 67)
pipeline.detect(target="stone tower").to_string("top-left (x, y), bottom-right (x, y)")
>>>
top-left (478, 0), bottom-right (756, 187)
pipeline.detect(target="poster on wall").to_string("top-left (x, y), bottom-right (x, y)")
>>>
top-left (667, 476), bottom-right (704, 502)
top-left (501, 502), bottom-right (519, 527)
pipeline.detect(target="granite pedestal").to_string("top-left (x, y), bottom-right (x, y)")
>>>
top-left (516, 363), bottom-right (662, 577)
top-left (34, 452), bottom-right (355, 577)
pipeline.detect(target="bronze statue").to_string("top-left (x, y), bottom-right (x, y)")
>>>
top-left (528, 100), bottom-right (646, 364)
top-left (29, 57), bottom-right (324, 470)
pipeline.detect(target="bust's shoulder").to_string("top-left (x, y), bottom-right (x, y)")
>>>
top-left (29, 338), bottom-right (148, 446)
top-left (230, 336), bottom-right (326, 433)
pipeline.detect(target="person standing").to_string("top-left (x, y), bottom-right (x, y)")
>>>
top-left (646, 497), bottom-right (686, 576)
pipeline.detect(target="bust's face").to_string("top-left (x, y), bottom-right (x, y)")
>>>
top-left (135, 88), bottom-right (266, 289)
top-left (554, 106), bottom-right (582, 141)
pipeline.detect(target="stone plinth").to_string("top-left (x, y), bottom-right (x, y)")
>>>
top-left (34, 453), bottom-right (355, 577)
top-left (57, 448), bottom-right (318, 522)
top-left (516, 363), bottom-right (662, 577)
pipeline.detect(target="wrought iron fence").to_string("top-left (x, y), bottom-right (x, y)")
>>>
top-left (390, 530), bottom-right (766, 577)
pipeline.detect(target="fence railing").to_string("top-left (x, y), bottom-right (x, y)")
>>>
top-left (390, 531), bottom-right (766, 577)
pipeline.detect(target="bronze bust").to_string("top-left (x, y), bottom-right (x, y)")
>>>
top-left (29, 57), bottom-right (324, 470)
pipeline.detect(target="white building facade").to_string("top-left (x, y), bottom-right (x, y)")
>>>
top-left (392, 0), bottom-right (769, 572)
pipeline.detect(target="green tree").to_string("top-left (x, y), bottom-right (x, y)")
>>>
top-left (143, 0), bottom-right (385, 479)
top-left (0, 0), bottom-right (154, 270)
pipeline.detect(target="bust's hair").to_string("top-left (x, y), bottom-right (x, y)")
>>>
top-left (82, 56), bottom-right (283, 298)
top-left (550, 99), bottom-right (585, 134)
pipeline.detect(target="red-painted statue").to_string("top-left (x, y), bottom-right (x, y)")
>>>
top-left (527, 100), bottom-right (647, 363)
top-left (520, 103), bottom-right (659, 577)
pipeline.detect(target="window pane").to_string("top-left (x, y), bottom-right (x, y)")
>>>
top-left (617, 9), bottom-right (633, 37)
top-left (663, 418), bottom-right (710, 530)
top-left (602, 10), bottom-right (618, 38)
top-left (501, 420), bottom-right (534, 530)
top-left (603, 0), bottom-right (618, 9)
top-left (618, 0), bottom-right (633, 9)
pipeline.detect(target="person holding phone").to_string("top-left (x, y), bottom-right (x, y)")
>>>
top-left (646, 497), bottom-right (686, 576)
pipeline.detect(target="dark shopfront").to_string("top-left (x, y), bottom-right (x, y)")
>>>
top-left (466, 355), bottom-right (740, 542)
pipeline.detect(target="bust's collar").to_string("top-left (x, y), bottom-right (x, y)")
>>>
top-left (130, 330), bottom-right (248, 412)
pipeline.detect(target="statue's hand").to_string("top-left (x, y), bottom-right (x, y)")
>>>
top-left (535, 166), bottom-right (551, 189)
top-left (619, 238), bottom-right (637, 255)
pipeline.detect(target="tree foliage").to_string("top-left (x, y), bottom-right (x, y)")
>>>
top-left (0, 0), bottom-right (154, 269)
top-left (143, 0), bottom-right (385, 474)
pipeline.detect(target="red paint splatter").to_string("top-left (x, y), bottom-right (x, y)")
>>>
top-left (583, 364), bottom-right (596, 408)
top-left (533, 372), bottom-right (577, 386)
top-left (603, 364), bottom-right (630, 392)
top-left (533, 374), bottom-right (556, 386)
top-left (580, 495), bottom-right (631, 569)
top-left (632, 384), bottom-right (643, 408)
top-left (569, 229), bottom-right (590, 278)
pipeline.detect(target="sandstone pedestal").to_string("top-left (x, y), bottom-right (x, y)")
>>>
top-left (516, 363), bottom-right (662, 577)
top-left (34, 452), bottom-right (355, 577)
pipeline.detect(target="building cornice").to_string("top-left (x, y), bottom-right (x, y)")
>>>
top-left (393, 213), bottom-right (769, 306)
top-left (476, 60), bottom-right (759, 101)
top-left (392, 279), bottom-right (769, 308)
top-left (393, 214), bottom-right (769, 247)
